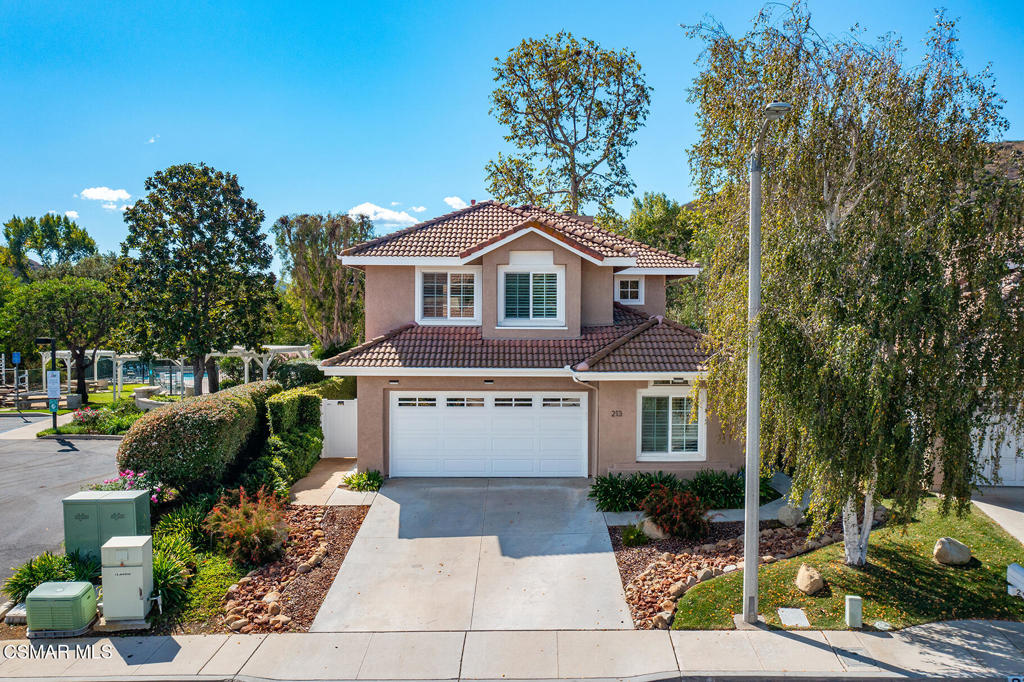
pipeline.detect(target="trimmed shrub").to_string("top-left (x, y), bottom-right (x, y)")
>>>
top-left (588, 471), bottom-right (687, 512)
top-left (267, 379), bottom-right (348, 434)
top-left (275, 361), bottom-right (324, 389)
top-left (117, 380), bottom-right (281, 492)
top-left (239, 455), bottom-right (291, 499)
top-left (641, 485), bottom-right (710, 539)
top-left (266, 424), bottom-right (323, 481)
top-left (203, 487), bottom-right (287, 565)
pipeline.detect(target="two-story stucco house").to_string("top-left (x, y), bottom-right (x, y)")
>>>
top-left (320, 200), bottom-right (743, 478)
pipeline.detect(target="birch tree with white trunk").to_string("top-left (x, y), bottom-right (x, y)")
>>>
top-left (688, 2), bottom-right (1024, 566)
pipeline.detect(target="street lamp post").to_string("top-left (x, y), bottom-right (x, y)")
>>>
top-left (742, 101), bottom-right (791, 625)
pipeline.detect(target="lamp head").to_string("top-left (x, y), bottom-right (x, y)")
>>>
top-left (764, 102), bottom-right (792, 121)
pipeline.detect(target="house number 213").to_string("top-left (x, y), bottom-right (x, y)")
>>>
top-left (610, 410), bottom-right (623, 417)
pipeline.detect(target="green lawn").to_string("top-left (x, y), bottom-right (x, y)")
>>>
top-left (0, 383), bottom-right (148, 414)
top-left (673, 498), bottom-right (1024, 630)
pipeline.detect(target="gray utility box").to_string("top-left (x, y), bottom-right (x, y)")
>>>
top-left (101, 536), bottom-right (153, 621)
top-left (63, 491), bottom-right (151, 560)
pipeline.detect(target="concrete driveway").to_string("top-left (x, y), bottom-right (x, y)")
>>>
top-left (311, 478), bottom-right (632, 632)
top-left (0, 435), bottom-right (118, 580)
top-left (973, 486), bottom-right (1024, 545)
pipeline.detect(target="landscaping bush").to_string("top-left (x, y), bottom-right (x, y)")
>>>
top-left (117, 380), bottom-right (281, 492)
top-left (641, 485), bottom-right (710, 539)
top-left (154, 502), bottom-right (208, 547)
top-left (687, 469), bottom-right (744, 510)
top-left (267, 379), bottom-right (348, 434)
top-left (275, 361), bottom-right (324, 389)
top-left (203, 487), bottom-right (287, 565)
top-left (153, 532), bottom-right (199, 570)
top-left (266, 424), bottom-right (323, 481)
top-left (89, 469), bottom-right (168, 504)
top-left (621, 523), bottom-right (649, 547)
top-left (239, 455), bottom-right (292, 500)
top-left (588, 471), bottom-right (686, 512)
top-left (343, 469), bottom-right (384, 492)
top-left (2, 551), bottom-right (99, 603)
top-left (152, 548), bottom-right (190, 611)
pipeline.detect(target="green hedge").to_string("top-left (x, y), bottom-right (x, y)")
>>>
top-left (275, 361), bottom-right (324, 389)
top-left (267, 379), bottom-right (352, 435)
top-left (117, 380), bottom-right (282, 492)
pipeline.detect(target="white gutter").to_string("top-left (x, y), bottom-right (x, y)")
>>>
top-left (320, 364), bottom-right (706, 381)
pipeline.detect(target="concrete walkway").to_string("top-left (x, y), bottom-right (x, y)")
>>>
top-left (973, 486), bottom-right (1024, 545)
top-left (311, 478), bottom-right (631, 632)
top-left (0, 412), bottom-right (73, 439)
top-left (2, 620), bottom-right (1023, 679)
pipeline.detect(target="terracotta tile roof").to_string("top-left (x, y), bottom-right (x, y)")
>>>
top-left (322, 305), bottom-right (707, 373)
top-left (343, 200), bottom-right (696, 269)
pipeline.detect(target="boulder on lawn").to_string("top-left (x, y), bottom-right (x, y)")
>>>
top-left (933, 537), bottom-right (971, 565)
top-left (642, 518), bottom-right (669, 540)
top-left (795, 563), bottom-right (824, 595)
top-left (777, 504), bottom-right (805, 528)
top-left (873, 504), bottom-right (890, 523)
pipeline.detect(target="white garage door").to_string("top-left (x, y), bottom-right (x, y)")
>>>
top-left (389, 391), bottom-right (588, 477)
top-left (982, 424), bottom-right (1024, 486)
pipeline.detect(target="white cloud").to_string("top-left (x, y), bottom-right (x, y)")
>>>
top-left (64, 210), bottom-right (79, 219)
top-left (146, 134), bottom-right (160, 144)
top-left (82, 186), bottom-right (131, 202)
top-left (410, 205), bottom-right (426, 212)
top-left (347, 202), bottom-right (419, 226)
top-left (390, 201), bottom-right (401, 206)
top-left (444, 196), bottom-right (468, 210)
top-left (102, 203), bottom-right (118, 211)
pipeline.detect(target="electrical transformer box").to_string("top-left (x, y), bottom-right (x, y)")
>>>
top-left (101, 535), bottom-right (153, 621)
top-left (26, 581), bottom-right (97, 633)
top-left (63, 490), bottom-right (151, 560)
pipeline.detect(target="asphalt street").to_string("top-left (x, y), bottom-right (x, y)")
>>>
top-left (0, 436), bottom-right (118, 581)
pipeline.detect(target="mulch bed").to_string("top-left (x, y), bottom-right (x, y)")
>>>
top-left (220, 504), bottom-right (367, 633)
top-left (611, 520), bottom-right (847, 629)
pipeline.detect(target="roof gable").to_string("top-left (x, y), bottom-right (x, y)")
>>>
top-left (341, 200), bottom-right (697, 269)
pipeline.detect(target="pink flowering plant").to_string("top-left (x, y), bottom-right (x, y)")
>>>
top-left (89, 469), bottom-right (170, 504)
top-left (72, 406), bottom-right (103, 427)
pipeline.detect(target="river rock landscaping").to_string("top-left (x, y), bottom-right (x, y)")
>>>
top-left (218, 504), bottom-right (367, 633)
top-left (611, 519), bottom-right (847, 629)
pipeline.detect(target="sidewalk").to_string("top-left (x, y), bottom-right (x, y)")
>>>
top-left (1, 620), bottom-right (1022, 680)
top-left (0, 413), bottom-right (73, 440)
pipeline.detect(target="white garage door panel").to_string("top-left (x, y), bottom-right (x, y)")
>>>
top-left (390, 391), bottom-right (588, 477)
top-left (982, 423), bottom-right (1024, 486)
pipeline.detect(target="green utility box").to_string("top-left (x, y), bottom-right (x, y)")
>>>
top-left (26, 582), bottom-right (97, 633)
top-left (62, 490), bottom-right (151, 560)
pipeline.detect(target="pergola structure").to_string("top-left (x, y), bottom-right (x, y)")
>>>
top-left (38, 345), bottom-right (313, 396)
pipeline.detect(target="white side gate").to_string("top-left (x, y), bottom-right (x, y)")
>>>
top-left (321, 399), bottom-right (358, 458)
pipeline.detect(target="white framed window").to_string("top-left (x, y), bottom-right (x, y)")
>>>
top-left (397, 397), bottom-right (438, 407)
top-left (497, 254), bottom-right (565, 327)
top-left (614, 275), bottom-right (645, 305)
top-left (495, 396), bottom-right (533, 407)
top-left (415, 266), bottom-right (482, 325)
top-left (446, 397), bottom-right (485, 408)
top-left (635, 386), bottom-right (706, 461)
top-left (542, 396), bottom-right (582, 408)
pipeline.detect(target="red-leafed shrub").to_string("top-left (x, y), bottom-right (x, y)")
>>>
top-left (640, 484), bottom-right (710, 539)
top-left (117, 380), bottom-right (282, 492)
top-left (203, 487), bottom-right (286, 565)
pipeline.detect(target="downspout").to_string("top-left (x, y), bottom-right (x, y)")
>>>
top-left (567, 366), bottom-right (599, 478)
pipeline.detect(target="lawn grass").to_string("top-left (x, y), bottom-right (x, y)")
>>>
top-left (0, 383), bottom-right (147, 415)
top-left (673, 498), bottom-right (1024, 630)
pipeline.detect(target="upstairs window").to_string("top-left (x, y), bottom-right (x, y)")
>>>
top-left (614, 275), bottom-right (644, 305)
top-left (498, 256), bottom-right (565, 327)
top-left (416, 267), bottom-right (481, 325)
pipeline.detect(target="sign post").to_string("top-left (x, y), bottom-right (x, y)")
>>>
top-left (36, 337), bottom-right (59, 432)
top-left (11, 353), bottom-right (21, 414)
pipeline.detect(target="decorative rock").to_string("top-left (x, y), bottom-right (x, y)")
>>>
top-left (777, 504), bottom-right (805, 528)
top-left (226, 606), bottom-right (244, 616)
top-left (795, 563), bottom-right (825, 595)
top-left (270, 614), bottom-right (292, 626)
top-left (933, 537), bottom-right (971, 565)
top-left (240, 624), bottom-right (254, 634)
top-left (761, 555), bottom-right (775, 563)
top-left (312, 529), bottom-right (325, 538)
top-left (722, 564), bottom-right (738, 574)
top-left (700, 543), bottom-right (716, 553)
top-left (651, 611), bottom-right (673, 629)
top-left (226, 584), bottom-right (240, 595)
top-left (267, 602), bottom-right (281, 616)
top-left (296, 563), bottom-right (311, 574)
top-left (668, 576), bottom-right (696, 598)
top-left (228, 617), bottom-right (248, 631)
top-left (660, 552), bottom-right (674, 562)
top-left (642, 518), bottom-right (669, 540)
top-left (696, 568), bottom-right (715, 582)
top-left (262, 591), bottom-right (281, 603)
top-left (659, 598), bottom-right (676, 611)
top-left (873, 505), bottom-right (890, 523)
top-left (238, 576), bottom-right (252, 585)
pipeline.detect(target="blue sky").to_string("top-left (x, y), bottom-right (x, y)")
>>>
top-left (1, 0), bottom-right (1021, 267)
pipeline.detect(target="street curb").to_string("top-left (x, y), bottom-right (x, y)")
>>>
top-left (35, 433), bottom-right (125, 441)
